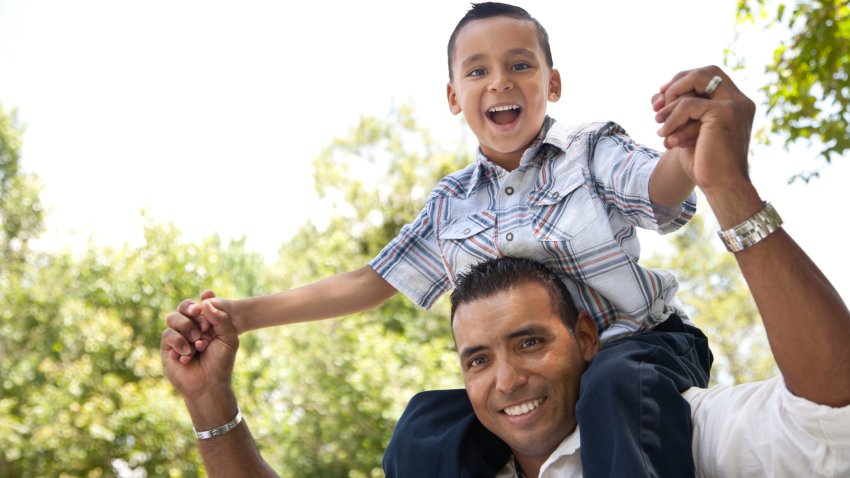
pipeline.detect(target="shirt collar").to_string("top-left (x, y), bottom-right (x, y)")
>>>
top-left (500, 426), bottom-right (581, 478)
top-left (466, 116), bottom-right (566, 198)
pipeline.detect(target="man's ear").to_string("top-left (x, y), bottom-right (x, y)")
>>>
top-left (548, 68), bottom-right (562, 103)
top-left (447, 82), bottom-right (462, 115)
top-left (574, 312), bottom-right (599, 362)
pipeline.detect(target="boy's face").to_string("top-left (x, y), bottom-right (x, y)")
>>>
top-left (447, 16), bottom-right (561, 168)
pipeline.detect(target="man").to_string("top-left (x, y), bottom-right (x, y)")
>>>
top-left (161, 65), bottom-right (850, 476)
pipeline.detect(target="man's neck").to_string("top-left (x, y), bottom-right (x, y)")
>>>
top-left (513, 452), bottom-right (546, 478)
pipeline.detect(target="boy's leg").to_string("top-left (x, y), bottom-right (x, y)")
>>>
top-left (576, 314), bottom-right (712, 478)
top-left (382, 388), bottom-right (511, 477)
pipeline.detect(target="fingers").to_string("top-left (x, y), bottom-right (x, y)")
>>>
top-left (653, 65), bottom-right (733, 113)
top-left (161, 327), bottom-right (193, 361)
top-left (655, 96), bottom-right (711, 138)
top-left (195, 290), bottom-right (217, 332)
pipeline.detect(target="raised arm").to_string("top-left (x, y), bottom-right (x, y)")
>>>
top-left (654, 66), bottom-right (850, 407)
top-left (648, 148), bottom-right (695, 208)
top-left (161, 297), bottom-right (280, 477)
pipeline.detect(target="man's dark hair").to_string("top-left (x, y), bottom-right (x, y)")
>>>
top-left (447, 2), bottom-right (554, 80)
top-left (450, 257), bottom-right (579, 330)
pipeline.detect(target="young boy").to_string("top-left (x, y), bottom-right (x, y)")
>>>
top-left (182, 2), bottom-right (711, 476)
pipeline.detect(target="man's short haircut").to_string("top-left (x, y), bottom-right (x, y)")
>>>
top-left (447, 2), bottom-right (554, 80)
top-left (450, 257), bottom-right (579, 330)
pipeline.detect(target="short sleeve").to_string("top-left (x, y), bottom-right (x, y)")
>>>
top-left (369, 203), bottom-right (450, 309)
top-left (589, 124), bottom-right (696, 234)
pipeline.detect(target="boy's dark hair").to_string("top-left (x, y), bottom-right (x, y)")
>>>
top-left (450, 257), bottom-right (579, 331)
top-left (447, 2), bottom-right (554, 80)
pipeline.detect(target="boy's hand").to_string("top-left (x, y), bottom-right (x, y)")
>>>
top-left (652, 65), bottom-right (756, 195)
top-left (161, 296), bottom-right (239, 401)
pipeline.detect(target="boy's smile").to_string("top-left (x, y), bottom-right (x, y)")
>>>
top-left (447, 16), bottom-right (561, 171)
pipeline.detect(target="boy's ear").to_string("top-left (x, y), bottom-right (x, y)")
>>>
top-left (447, 82), bottom-right (462, 115)
top-left (548, 68), bottom-right (562, 103)
top-left (574, 312), bottom-right (600, 362)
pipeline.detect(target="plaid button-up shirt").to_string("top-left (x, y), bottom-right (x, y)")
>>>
top-left (370, 117), bottom-right (695, 341)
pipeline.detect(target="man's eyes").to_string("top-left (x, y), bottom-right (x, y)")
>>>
top-left (468, 356), bottom-right (488, 368)
top-left (512, 62), bottom-right (531, 71)
top-left (467, 68), bottom-right (486, 77)
top-left (520, 337), bottom-right (542, 348)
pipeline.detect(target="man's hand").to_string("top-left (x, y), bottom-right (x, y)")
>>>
top-left (652, 66), bottom-right (757, 201)
top-left (161, 291), bottom-right (239, 401)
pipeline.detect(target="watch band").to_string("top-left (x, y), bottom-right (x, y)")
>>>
top-left (717, 202), bottom-right (783, 252)
top-left (193, 407), bottom-right (243, 440)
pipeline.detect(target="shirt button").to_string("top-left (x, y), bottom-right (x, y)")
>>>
top-left (505, 186), bottom-right (514, 195)
top-left (550, 191), bottom-right (560, 199)
top-left (506, 232), bottom-right (514, 241)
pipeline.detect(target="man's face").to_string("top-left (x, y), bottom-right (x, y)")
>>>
top-left (453, 282), bottom-right (598, 465)
top-left (447, 16), bottom-right (561, 168)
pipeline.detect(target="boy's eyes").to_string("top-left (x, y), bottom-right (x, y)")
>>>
top-left (466, 63), bottom-right (532, 78)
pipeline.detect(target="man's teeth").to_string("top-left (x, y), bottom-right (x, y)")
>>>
top-left (488, 104), bottom-right (520, 113)
top-left (504, 398), bottom-right (542, 417)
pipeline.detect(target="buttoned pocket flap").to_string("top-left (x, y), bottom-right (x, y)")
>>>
top-left (438, 212), bottom-right (496, 240)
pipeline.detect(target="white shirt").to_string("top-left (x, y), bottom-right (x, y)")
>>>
top-left (496, 377), bottom-right (850, 477)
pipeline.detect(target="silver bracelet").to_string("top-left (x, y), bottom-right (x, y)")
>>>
top-left (193, 407), bottom-right (243, 440)
top-left (717, 202), bottom-right (783, 252)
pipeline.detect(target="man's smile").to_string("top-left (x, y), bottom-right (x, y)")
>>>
top-left (502, 396), bottom-right (546, 417)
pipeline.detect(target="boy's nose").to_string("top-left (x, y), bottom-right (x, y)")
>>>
top-left (489, 69), bottom-right (513, 92)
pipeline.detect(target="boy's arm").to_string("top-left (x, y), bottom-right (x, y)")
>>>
top-left (648, 148), bottom-right (696, 209)
top-left (655, 66), bottom-right (850, 406)
top-left (231, 266), bottom-right (397, 333)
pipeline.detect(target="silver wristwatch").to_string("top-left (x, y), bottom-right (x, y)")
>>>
top-left (717, 202), bottom-right (783, 253)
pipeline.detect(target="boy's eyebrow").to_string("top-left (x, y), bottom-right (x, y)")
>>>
top-left (459, 53), bottom-right (487, 71)
top-left (459, 48), bottom-right (538, 71)
top-left (507, 48), bottom-right (536, 59)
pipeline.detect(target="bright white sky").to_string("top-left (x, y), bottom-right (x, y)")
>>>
top-left (1, 0), bottom-right (848, 298)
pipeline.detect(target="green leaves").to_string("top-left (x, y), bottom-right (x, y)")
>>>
top-left (0, 105), bottom-right (466, 476)
top-left (736, 0), bottom-right (850, 180)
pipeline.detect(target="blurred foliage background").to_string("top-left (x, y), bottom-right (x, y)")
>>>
top-left (1, 0), bottom-right (847, 474)
top-left (0, 99), bottom-right (777, 478)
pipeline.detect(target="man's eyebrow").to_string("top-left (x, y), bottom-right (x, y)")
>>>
top-left (458, 326), bottom-right (548, 360)
top-left (506, 325), bottom-right (547, 340)
top-left (459, 344), bottom-right (487, 361)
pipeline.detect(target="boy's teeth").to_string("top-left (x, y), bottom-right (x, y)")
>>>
top-left (504, 398), bottom-right (542, 416)
top-left (489, 104), bottom-right (520, 112)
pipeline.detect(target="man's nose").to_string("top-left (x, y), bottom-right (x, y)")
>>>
top-left (495, 358), bottom-right (527, 393)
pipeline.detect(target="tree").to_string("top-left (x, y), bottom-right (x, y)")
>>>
top-left (0, 104), bottom-right (470, 476)
top-left (645, 212), bottom-right (778, 385)
top-left (0, 104), bottom-right (43, 265)
top-left (735, 0), bottom-right (850, 181)
top-left (249, 105), bottom-right (470, 476)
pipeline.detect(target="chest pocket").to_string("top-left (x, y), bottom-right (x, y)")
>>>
top-left (530, 171), bottom-right (599, 242)
top-left (437, 211), bottom-right (498, 279)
